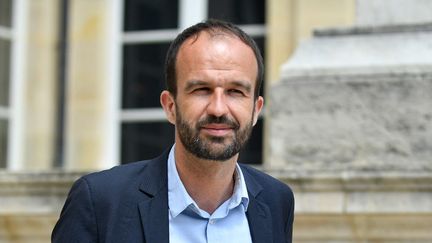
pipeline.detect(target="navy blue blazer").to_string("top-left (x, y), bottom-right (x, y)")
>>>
top-left (52, 151), bottom-right (294, 243)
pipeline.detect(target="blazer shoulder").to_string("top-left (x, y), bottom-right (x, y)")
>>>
top-left (84, 151), bottom-right (168, 181)
top-left (83, 159), bottom-right (149, 182)
top-left (79, 151), bottom-right (169, 195)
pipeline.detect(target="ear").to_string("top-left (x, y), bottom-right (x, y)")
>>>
top-left (252, 96), bottom-right (264, 126)
top-left (160, 90), bottom-right (176, 124)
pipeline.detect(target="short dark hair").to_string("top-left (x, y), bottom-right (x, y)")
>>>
top-left (164, 19), bottom-right (264, 99)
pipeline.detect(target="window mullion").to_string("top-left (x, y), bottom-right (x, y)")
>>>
top-left (8, 0), bottom-right (28, 170)
top-left (121, 108), bottom-right (167, 123)
top-left (0, 26), bottom-right (12, 39)
top-left (239, 24), bottom-right (267, 37)
top-left (0, 107), bottom-right (8, 119)
top-left (123, 29), bottom-right (178, 44)
top-left (179, 0), bottom-right (208, 30)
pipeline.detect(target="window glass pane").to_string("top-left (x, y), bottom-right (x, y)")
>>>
top-left (253, 36), bottom-right (265, 97)
top-left (0, 119), bottom-right (7, 168)
top-left (0, 0), bottom-right (12, 27)
top-left (238, 118), bottom-right (263, 164)
top-left (122, 43), bottom-right (170, 108)
top-left (238, 37), bottom-right (265, 165)
top-left (121, 122), bottom-right (174, 164)
top-left (208, 0), bottom-right (265, 25)
top-left (124, 0), bottom-right (178, 31)
top-left (0, 39), bottom-right (10, 106)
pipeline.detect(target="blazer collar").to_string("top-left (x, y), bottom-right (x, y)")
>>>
top-left (138, 150), bottom-right (169, 196)
top-left (136, 153), bottom-right (273, 243)
top-left (138, 150), bottom-right (170, 243)
top-left (242, 165), bottom-right (274, 243)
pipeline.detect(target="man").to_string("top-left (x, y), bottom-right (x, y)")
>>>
top-left (52, 19), bottom-right (294, 243)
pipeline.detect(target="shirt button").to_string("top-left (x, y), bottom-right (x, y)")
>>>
top-left (209, 219), bottom-right (216, 224)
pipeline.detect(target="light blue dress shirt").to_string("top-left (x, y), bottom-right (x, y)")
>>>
top-left (167, 145), bottom-right (252, 243)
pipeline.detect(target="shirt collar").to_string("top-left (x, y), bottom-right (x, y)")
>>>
top-left (230, 162), bottom-right (250, 211)
top-left (167, 145), bottom-right (249, 219)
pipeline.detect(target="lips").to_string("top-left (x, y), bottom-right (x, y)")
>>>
top-left (201, 124), bottom-right (234, 136)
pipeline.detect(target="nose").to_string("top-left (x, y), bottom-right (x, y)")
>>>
top-left (206, 89), bottom-right (229, 117)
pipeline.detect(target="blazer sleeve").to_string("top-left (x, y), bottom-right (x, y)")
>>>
top-left (285, 191), bottom-right (295, 243)
top-left (52, 178), bottom-right (98, 243)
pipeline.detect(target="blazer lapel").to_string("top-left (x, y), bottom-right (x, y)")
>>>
top-left (242, 165), bottom-right (274, 243)
top-left (137, 152), bottom-right (170, 243)
top-left (138, 197), bottom-right (169, 243)
top-left (247, 197), bottom-right (273, 243)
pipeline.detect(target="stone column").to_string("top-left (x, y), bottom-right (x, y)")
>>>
top-left (269, 0), bottom-right (432, 242)
top-left (14, 0), bottom-right (59, 170)
top-left (264, 0), bottom-right (355, 163)
top-left (64, 0), bottom-right (120, 170)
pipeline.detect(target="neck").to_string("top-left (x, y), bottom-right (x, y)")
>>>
top-left (174, 143), bottom-right (238, 214)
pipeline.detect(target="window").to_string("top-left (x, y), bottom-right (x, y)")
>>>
top-left (0, 39), bottom-right (10, 107)
top-left (0, 120), bottom-right (7, 168)
top-left (121, 122), bottom-right (174, 163)
top-left (120, 0), bottom-right (266, 164)
top-left (0, 0), bottom-right (13, 28)
top-left (208, 0), bottom-right (265, 25)
top-left (124, 0), bottom-right (178, 31)
top-left (122, 43), bottom-right (170, 109)
top-left (0, 0), bottom-right (12, 168)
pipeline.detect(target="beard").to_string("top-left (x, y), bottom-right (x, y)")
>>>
top-left (175, 104), bottom-right (254, 161)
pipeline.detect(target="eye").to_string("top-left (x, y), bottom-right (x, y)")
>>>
top-left (193, 87), bottom-right (211, 95)
top-left (228, 89), bottom-right (245, 96)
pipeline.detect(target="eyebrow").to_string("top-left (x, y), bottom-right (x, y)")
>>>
top-left (184, 80), bottom-right (252, 93)
top-left (184, 80), bottom-right (208, 92)
top-left (231, 80), bottom-right (252, 93)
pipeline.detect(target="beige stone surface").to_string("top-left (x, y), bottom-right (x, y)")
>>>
top-left (266, 0), bottom-right (355, 83)
top-left (269, 169), bottom-right (432, 213)
top-left (356, 0), bottom-right (432, 26)
top-left (265, 0), bottom-right (355, 166)
top-left (269, 4), bottom-right (432, 238)
top-left (0, 214), bottom-right (57, 243)
top-left (271, 22), bottom-right (432, 170)
top-left (65, 0), bottom-right (116, 170)
top-left (0, 172), bottom-right (81, 243)
top-left (17, 0), bottom-right (59, 169)
top-left (270, 72), bottom-right (432, 171)
top-left (293, 0), bottom-right (355, 41)
top-left (266, 0), bottom-right (294, 84)
top-left (294, 214), bottom-right (432, 242)
top-left (268, 169), bottom-right (432, 242)
top-left (294, 192), bottom-right (345, 213)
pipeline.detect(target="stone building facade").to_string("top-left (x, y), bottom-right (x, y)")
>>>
top-left (1, 0), bottom-right (431, 242)
top-left (269, 0), bottom-right (432, 241)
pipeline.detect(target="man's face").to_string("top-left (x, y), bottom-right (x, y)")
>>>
top-left (175, 102), bottom-right (254, 161)
top-left (163, 31), bottom-right (264, 161)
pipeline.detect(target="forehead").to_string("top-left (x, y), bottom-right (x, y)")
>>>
top-left (175, 31), bottom-right (258, 82)
top-left (179, 30), bottom-right (250, 55)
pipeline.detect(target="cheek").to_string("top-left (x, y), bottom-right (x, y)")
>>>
top-left (230, 104), bottom-right (255, 125)
top-left (176, 102), bottom-right (202, 124)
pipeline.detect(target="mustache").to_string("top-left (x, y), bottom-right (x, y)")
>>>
top-left (197, 115), bottom-right (240, 130)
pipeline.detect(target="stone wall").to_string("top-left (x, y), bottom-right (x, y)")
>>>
top-left (273, 170), bottom-right (432, 242)
top-left (0, 172), bottom-right (81, 243)
top-left (268, 2), bottom-right (432, 241)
